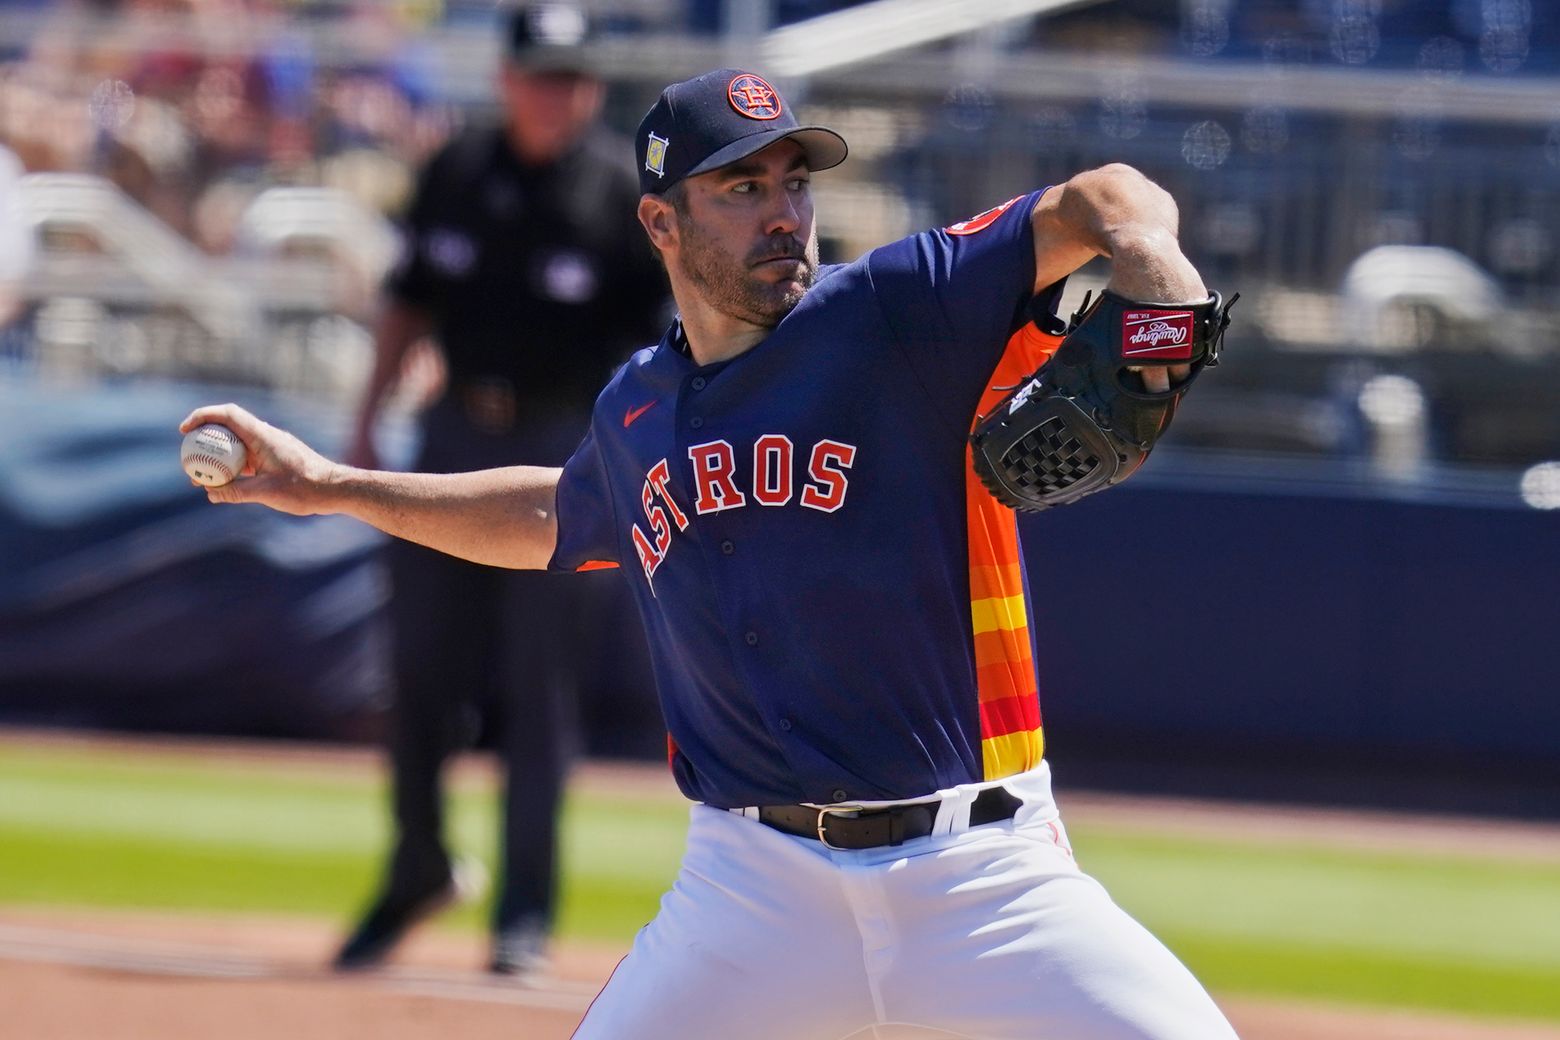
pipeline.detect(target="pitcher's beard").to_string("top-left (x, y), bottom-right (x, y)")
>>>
top-left (677, 223), bottom-right (819, 328)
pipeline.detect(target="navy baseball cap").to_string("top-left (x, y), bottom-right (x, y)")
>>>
top-left (636, 68), bottom-right (848, 196)
top-left (506, 2), bottom-right (594, 71)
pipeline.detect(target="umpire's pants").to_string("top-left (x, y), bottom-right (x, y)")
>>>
top-left (384, 398), bottom-right (601, 936)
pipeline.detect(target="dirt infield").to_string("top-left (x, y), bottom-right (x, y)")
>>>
top-left (5, 729), bottom-right (1560, 1039)
top-left (5, 907), bottom-right (1560, 1040)
top-left (0, 909), bottom-right (611, 1040)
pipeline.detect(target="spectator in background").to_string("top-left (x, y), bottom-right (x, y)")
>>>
top-left (0, 142), bottom-right (33, 328)
top-left (336, 1), bottom-right (666, 976)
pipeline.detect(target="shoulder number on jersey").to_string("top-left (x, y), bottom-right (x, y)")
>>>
top-left (945, 195), bottom-right (1024, 237)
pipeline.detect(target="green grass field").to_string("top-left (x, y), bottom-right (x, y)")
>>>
top-left (2, 739), bottom-right (1558, 1023)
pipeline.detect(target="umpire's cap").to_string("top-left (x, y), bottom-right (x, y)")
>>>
top-left (636, 69), bottom-right (848, 196)
top-left (506, 2), bottom-right (595, 71)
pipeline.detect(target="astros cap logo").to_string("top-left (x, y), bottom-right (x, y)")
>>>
top-left (727, 73), bottom-right (782, 120)
top-left (644, 131), bottom-right (670, 177)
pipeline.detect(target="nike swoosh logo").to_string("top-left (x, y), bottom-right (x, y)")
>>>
top-left (623, 401), bottom-right (657, 427)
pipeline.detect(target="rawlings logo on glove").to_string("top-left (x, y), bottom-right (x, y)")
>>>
top-left (969, 289), bottom-right (1237, 512)
top-left (1122, 311), bottom-right (1194, 356)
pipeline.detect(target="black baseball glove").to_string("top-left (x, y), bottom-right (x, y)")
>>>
top-left (970, 288), bottom-right (1237, 512)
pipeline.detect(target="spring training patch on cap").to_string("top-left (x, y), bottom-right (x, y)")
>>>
top-left (727, 73), bottom-right (782, 120)
top-left (645, 132), bottom-right (669, 177)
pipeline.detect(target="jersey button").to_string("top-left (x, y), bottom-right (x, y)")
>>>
top-left (778, 718), bottom-right (792, 732)
top-left (720, 539), bottom-right (735, 555)
top-left (744, 631), bottom-right (759, 646)
top-left (690, 416), bottom-right (704, 429)
top-left (831, 789), bottom-right (849, 802)
top-left (691, 376), bottom-right (707, 390)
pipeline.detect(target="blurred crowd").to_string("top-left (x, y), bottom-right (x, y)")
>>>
top-left (1034, 0), bottom-right (1557, 73)
top-left (0, 0), bottom-right (880, 257)
top-left (2, 0), bottom-right (1552, 261)
top-left (0, 0), bottom-right (458, 255)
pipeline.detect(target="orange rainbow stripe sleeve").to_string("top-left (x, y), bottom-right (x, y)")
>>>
top-left (966, 321), bottom-right (1062, 779)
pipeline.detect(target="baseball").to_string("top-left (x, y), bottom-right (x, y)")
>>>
top-left (181, 423), bottom-right (247, 487)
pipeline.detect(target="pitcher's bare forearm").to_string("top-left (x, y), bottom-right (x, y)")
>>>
top-left (1029, 164), bottom-right (1209, 392)
top-left (1030, 164), bottom-right (1205, 303)
top-left (329, 464), bottom-right (561, 569)
top-left (179, 403), bottom-right (562, 570)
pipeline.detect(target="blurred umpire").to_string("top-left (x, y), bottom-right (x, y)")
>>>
top-left (337, 2), bottom-right (666, 975)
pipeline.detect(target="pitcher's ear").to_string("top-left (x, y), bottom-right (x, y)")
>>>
top-left (638, 194), bottom-right (677, 251)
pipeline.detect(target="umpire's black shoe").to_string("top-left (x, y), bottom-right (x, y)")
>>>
top-left (333, 857), bottom-right (485, 971)
top-left (489, 919), bottom-right (548, 977)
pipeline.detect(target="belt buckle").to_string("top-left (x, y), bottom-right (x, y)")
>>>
top-left (814, 804), bottom-right (866, 850)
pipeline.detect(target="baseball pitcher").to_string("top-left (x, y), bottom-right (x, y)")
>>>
top-left (183, 69), bottom-right (1239, 1039)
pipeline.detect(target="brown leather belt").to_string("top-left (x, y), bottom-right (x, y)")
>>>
top-left (752, 787), bottom-right (1023, 850)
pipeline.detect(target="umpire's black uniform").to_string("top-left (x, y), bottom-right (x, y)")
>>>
top-left (348, 120), bottom-right (665, 970)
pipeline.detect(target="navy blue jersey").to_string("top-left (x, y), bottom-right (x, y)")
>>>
top-left (551, 190), bottom-right (1067, 807)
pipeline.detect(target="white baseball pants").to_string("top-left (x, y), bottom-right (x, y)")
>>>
top-left (573, 763), bottom-right (1239, 1040)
